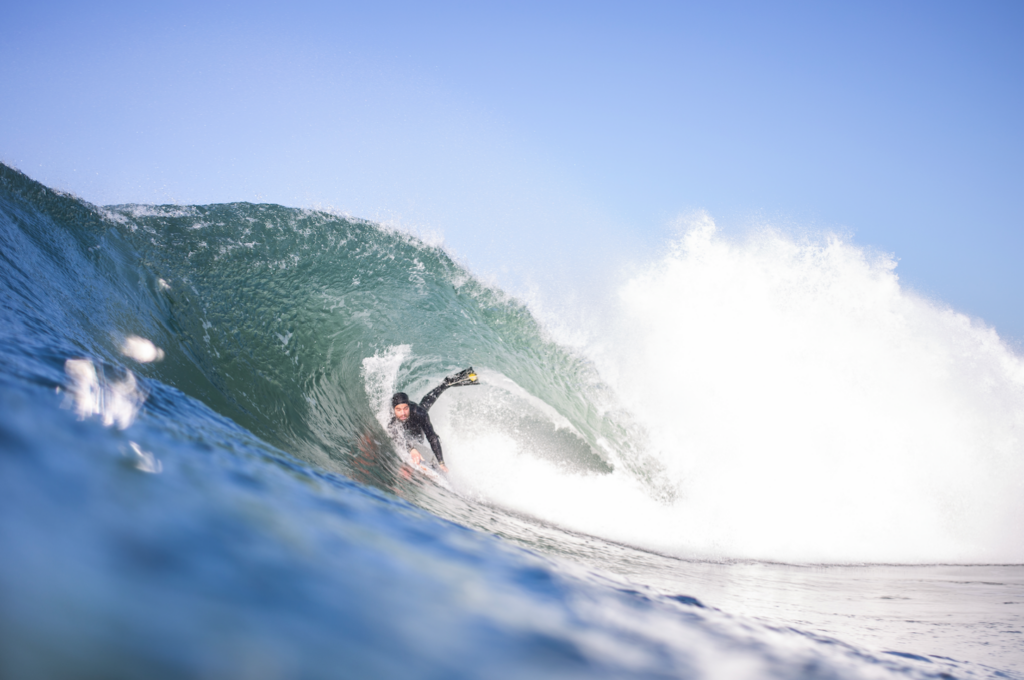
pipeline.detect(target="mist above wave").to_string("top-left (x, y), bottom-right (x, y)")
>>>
top-left (547, 213), bottom-right (1024, 564)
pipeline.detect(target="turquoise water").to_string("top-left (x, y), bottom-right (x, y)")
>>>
top-left (1, 162), bottom-right (1021, 679)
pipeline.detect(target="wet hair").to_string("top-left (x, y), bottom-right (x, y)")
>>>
top-left (391, 392), bottom-right (410, 408)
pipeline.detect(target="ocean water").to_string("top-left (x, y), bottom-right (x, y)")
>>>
top-left (1, 162), bottom-right (1021, 679)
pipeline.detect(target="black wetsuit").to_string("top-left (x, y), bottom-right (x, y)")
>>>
top-left (387, 382), bottom-right (451, 465)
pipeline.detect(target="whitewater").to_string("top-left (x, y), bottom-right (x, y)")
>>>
top-left (0, 162), bottom-right (1021, 679)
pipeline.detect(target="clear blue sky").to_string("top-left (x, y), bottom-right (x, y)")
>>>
top-left (2, 1), bottom-right (1021, 340)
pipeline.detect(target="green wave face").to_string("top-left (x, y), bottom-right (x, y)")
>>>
top-left (98, 201), bottom-right (658, 492)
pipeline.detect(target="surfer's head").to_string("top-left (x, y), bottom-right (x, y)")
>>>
top-left (392, 392), bottom-right (411, 421)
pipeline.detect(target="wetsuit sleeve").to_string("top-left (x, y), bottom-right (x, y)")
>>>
top-left (421, 414), bottom-right (444, 464)
top-left (420, 368), bottom-right (478, 412)
top-left (418, 382), bottom-right (451, 413)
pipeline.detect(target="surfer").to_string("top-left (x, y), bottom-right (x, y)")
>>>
top-left (388, 368), bottom-right (479, 473)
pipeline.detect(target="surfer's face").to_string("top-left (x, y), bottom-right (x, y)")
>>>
top-left (394, 403), bottom-right (410, 421)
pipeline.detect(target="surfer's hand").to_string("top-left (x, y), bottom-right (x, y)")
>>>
top-left (410, 449), bottom-right (422, 466)
top-left (439, 462), bottom-right (449, 473)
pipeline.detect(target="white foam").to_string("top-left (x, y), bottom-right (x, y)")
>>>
top-left (121, 336), bottom-right (165, 363)
top-left (63, 358), bottom-right (147, 430)
top-left (360, 344), bottom-right (412, 431)
top-left (446, 215), bottom-right (1024, 564)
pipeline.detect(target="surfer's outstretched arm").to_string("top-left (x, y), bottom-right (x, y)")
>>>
top-left (419, 367), bottom-right (479, 412)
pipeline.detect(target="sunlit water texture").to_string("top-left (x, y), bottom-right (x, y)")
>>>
top-left (1, 163), bottom-right (1021, 679)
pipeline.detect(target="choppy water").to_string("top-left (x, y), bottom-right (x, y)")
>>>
top-left (1, 162), bottom-right (1021, 679)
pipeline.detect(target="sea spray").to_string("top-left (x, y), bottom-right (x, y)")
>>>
top-left (439, 213), bottom-right (1024, 564)
top-left (594, 213), bottom-right (1024, 563)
